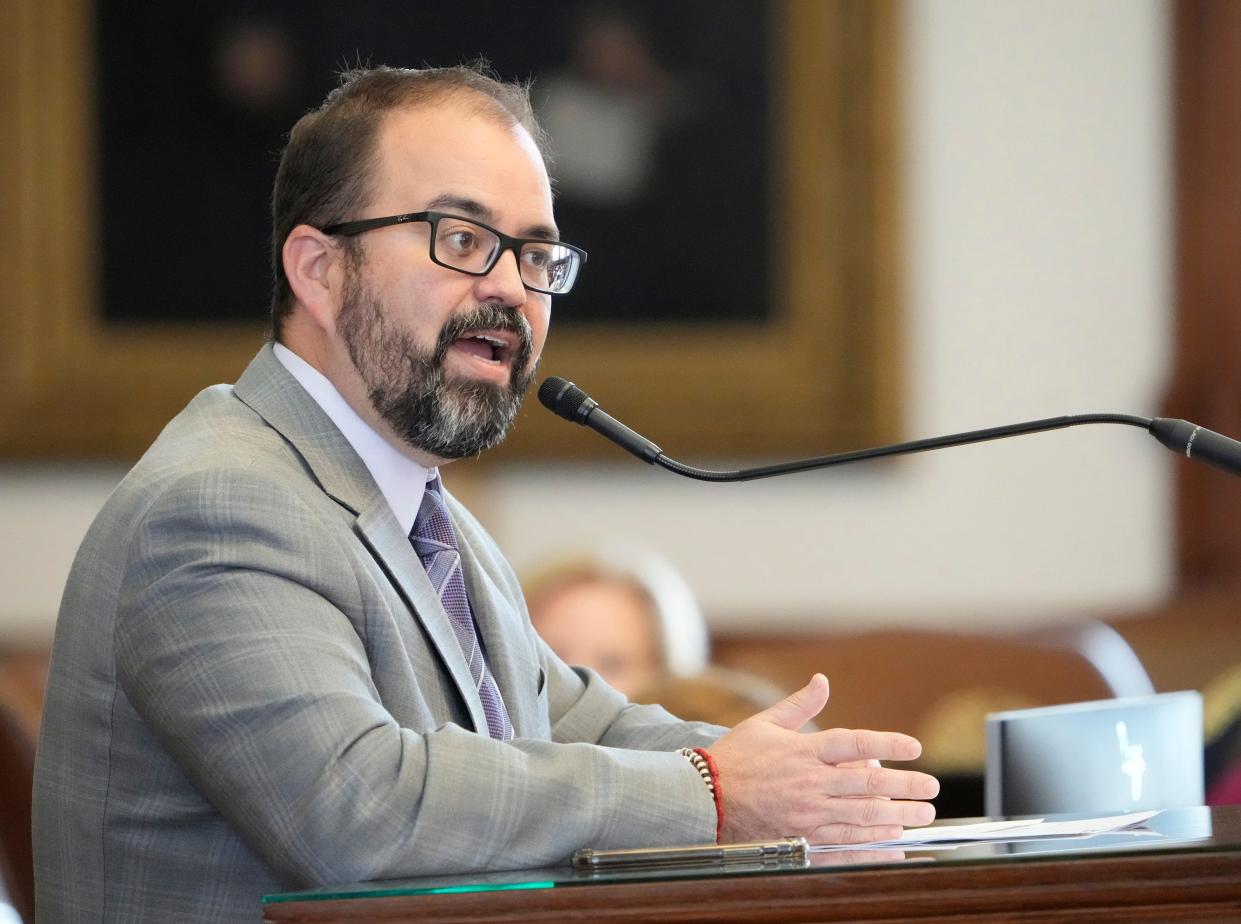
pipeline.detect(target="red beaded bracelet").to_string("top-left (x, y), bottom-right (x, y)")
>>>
top-left (692, 747), bottom-right (724, 842)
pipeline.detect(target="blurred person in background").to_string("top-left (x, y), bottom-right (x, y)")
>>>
top-left (527, 549), bottom-right (786, 727)
top-left (525, 548), bottom-right (708, 699)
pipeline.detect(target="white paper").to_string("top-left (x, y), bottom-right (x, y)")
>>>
top-left (811, 810), bottom-right (1162, 852)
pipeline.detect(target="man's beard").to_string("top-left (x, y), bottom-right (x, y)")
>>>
top-left (337, 271), bottom-right (536, 459)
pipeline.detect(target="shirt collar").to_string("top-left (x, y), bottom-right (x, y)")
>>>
top-left (273, 342), bottom-right (434, 535)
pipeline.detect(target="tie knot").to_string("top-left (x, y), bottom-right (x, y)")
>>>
top-left (412, 479), bottom-right (458, 550)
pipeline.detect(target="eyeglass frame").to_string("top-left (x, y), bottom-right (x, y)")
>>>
top-left (318, 210), bottom-right (588, 296)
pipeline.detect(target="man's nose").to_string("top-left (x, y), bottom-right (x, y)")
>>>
top-left (475, 247), bottom-right (527, 304)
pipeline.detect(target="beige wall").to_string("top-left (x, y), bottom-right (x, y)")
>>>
top-left (0, 0), bottom-right (1173, 643)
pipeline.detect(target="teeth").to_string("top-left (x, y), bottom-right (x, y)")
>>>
top-left (470, 335), bottom-right (506, 349)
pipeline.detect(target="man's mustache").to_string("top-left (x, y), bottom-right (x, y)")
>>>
top-left (432, 304), bottom-right (533, 371)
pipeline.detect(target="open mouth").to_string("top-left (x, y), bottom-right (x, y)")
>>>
top-left (450, 330), bottom-right (517, 367)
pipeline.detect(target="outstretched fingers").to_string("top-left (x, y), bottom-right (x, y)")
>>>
top-left (822, 764), bottom-right (940, 801)
top-left (813, 727), bottom-right (923, 765)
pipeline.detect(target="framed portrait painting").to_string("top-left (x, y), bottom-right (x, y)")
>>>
top-left (1, 0), bottom-right (900, 461)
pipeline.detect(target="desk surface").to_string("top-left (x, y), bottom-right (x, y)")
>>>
top-left (263, 805), bottom-right (1241, 923)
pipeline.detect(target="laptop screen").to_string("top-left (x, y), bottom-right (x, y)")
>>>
top-left (984, 691), bottom-right (1204, 817)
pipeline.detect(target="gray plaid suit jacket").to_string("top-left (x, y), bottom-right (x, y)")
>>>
top-left (33, 344), bottom-right (722, 923)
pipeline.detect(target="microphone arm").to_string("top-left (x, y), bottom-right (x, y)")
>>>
top-left (537, 377), bottom-right (1241, 483)
top-left (657, 413), bottom-right (1151, 483)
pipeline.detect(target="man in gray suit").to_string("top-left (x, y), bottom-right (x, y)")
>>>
top-left (33, 65), bottom-right (938, 921)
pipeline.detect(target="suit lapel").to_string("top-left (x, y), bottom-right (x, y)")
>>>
top-left (352, 507), bottom-right (488, 734)
top-left (231, 344), bottom-right (489, 736)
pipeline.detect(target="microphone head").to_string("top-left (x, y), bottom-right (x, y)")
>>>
top-left (538, 377), bottom-right (594, 423)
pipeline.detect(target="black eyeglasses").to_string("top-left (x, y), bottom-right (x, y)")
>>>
top-left (320, 211), bottom-right (587, 296)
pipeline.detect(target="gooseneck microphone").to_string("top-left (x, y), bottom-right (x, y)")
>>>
top-left (537, 376), bottom-right (1241, 482)
top-left (537, 377), bottom-right (664, 463)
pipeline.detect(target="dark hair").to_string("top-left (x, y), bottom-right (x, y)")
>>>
top-left (268, 63), bottom-right (547, 338)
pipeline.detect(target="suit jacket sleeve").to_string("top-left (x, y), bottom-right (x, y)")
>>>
top-left (113, 466), bottom-right (721, 888)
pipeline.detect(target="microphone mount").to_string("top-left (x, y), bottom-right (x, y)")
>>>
top-left (537, 377), bottom-right (1241, 482)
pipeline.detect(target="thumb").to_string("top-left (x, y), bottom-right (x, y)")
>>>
top-left (759, 673), bottom-right (830, 730)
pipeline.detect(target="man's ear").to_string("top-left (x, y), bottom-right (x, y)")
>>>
top-left (283, 224), bottom-right (345, 332)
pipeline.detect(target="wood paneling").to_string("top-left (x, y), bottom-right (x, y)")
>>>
top-left (1166, 0), bottom-right (1241, 587)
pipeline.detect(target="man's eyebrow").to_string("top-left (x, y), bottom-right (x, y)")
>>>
top-left (427, 194), bottom-right (492, 222)
top-left (427, 193), bottom-right (560, 241)
top-left (520, 222), bottom-right (561, 242)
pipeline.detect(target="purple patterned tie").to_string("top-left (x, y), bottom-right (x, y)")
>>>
top-left (411, 478), bottom-right (514, 740)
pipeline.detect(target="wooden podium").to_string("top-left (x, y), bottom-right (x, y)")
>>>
top-left (263, 805), bottom-right (1241, 923)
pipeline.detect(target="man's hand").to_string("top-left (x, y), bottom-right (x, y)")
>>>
top-left (707, 673), bottom-right (939, 845)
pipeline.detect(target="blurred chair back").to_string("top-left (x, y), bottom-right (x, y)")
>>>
top-left (712, 625), bottom-right (1123, 764)
top-left (1025, 621), bottom-right (1155, 698)
top-left (0, 652), bottom-right (46, 924)
top-left (0, 700), bottom-right (34, 923)
top-left (713, 621), bottom-right (1153, 818)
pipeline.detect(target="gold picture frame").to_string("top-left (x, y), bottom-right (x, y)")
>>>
top-left (1, 0), bottom-right (901, 462)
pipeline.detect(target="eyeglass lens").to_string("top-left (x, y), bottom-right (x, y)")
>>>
top-left (432, 217), bottom-right (580, 294)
